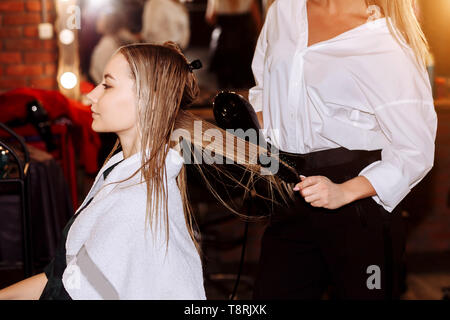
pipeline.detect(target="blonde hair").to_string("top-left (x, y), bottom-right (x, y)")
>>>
top-left (105, 43), bottom-right (292, 254)
top-left (369, 0), bottom-right (429, 67)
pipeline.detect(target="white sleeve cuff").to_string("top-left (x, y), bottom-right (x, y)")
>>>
top-left (358, 160), bottom-right (410, 213)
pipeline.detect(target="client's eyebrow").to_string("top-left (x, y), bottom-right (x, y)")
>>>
top-left (104, 73), bottom-right (116, 81)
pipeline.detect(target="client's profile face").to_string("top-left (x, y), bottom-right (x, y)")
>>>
top-left (87, 53), bottom-right (137, 134)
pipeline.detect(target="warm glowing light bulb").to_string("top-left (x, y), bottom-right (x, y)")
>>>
top-left (86, 0), bottom-right (111, 12)
top-left (59, 29), bottom-right (74, 45)
top-left (60, 72), bottom-right (78, 89)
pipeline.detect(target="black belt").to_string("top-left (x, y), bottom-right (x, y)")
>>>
top-left (268, 147), bottom-right (382, 184)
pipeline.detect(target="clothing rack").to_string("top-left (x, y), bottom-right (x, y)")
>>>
top-left (0, 122), bottom-right (33, 278)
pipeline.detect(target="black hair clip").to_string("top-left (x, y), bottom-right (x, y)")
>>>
top-left (188, 59), bottom-right (203, 72)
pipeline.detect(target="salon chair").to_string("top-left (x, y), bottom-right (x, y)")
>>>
top-left (0, 123), bottom-right (33, 278)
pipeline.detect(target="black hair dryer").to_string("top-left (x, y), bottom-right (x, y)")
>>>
top-left (212, 91), bottom-right (264, 141)
top-left (26, 100), bottom-right (56, 152)
top-left (212, 91), bottom-right (300, 184)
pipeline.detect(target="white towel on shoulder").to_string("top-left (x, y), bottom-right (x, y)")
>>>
top-left (62, 148), bottom-right (206, 300)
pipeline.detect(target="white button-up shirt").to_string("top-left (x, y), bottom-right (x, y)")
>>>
top-left (249, 0), bottom-right (438, 212)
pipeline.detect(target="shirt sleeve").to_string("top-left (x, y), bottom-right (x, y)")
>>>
top-left (248, 4), bottom-right (273, 113)
top-left (358, 100), bottom-right (437, 212)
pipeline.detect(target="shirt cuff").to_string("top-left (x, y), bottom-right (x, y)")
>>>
top-left (358, 160), bottom-right (410, 213)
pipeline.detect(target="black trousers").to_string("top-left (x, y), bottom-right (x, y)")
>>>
top-left (252, 147), bottom-right (406, 300)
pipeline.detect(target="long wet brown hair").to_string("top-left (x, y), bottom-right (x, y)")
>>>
top-left (104, 42), bottom-right (294, 253)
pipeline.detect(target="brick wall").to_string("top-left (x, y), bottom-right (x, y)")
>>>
top-left (0, 0), bottom-right (58, 93)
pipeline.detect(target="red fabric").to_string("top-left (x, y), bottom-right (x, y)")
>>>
top-left (66, 98), bottom-right (100, 174)
top-left (80, 81), bottom-right (95, 94)
top-left (0, 88), bottom-right (100, 174)
top-left (0, 88), bottom-right (69, 122)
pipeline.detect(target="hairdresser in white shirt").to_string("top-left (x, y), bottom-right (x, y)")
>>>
top-left (250, 0), bottom-right (437, 300)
